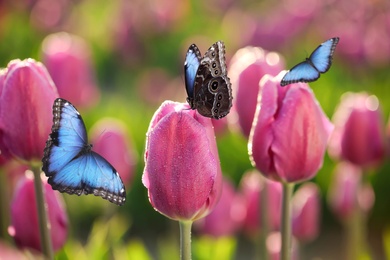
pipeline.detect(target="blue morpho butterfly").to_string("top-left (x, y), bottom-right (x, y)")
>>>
top-left (280, 37), bottom-right (339, 86)
top-left (42, 98), bottom-right (126, 206)
top-left (184, 41), bottom-right (232, 119)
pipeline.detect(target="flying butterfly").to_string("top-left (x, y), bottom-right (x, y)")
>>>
top-left (280, 37), bottom-right (339, 86)
top-left (42, 98), bottom-right (126, 206)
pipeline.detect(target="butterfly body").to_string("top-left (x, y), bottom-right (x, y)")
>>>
top-left (280, 37), bottom-right (339, 86)
top-left (42, 98), bottom-right (126, 206)
top-left (184, 41), bottom-right (232, 119)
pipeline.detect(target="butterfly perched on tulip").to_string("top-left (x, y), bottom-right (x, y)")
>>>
top-left (184, 41), bottom-right (233, 119)
top-left (280, 37), bottom-right (339, 86)
top-left (42, 98), bottom-right (126, 206)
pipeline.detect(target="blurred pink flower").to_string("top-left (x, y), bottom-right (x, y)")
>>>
top-left (90, 118), bottom-right (137, 185)
top-left (267, 231), bottom-right (299, 260)
top-left (0, 241), bottom-right (36, 260)
top-left (195, 178), bottom-right (245, 237)
top-left (292, 182), bottom-right (320, 242)
top-left (228, 46), bottom-right (285, 137)
top-left (248, 72), bottom-right (333, 183)
top-left (0, 59), bottom-right (58, 162)
top-left (9, 175), bottom-right (68, 252)
top-left (328, 162), bottom-right (375, 220)
top-left (239, 170), bottom-right (282, 236)
top-left (328, 92), bottom-right (385, 168)
top-left (42, 32), bottom-right (100, 109)
top-left (142, 101), bottom-right (222, 221)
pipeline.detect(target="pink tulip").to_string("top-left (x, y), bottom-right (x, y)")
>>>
top-left (0, 241), bottom-right (36, 259)
top-left (143, 101), bottom-right (222, 221)
top-left (292, 182), bottom-right (320, 242)
top-left (90, 118), bottom-right (137, 185)
top-left (249, 72), bottom-right (333, 183)
top-left (228, 47), bottom-right (285, 137)
top-left (240, 170), bottom-right (282, 235)
top-left (9, 175), bottom-right (68, 252)
top-left (0, 59), bottom-right (58, 162)
top-left (328, 162), bottom-right (375, 220)
top-left (42, 32), bottom-right (99, 109)
top-left (328, 92), bottom-right (385, 168)
top-left (195, 178), bottom-right (245, 237)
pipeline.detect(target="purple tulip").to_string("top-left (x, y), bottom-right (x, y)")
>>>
top-left (195, 178), bottom-right (245, 237)
top-left (42, 32), bottom-right (100, 109)
top-left (328, 162), bottom-right (375, 220)
top-left (9, 175), bottom-right (68, 252)
top-left (292, 182), bottom-right (320, 242)
top-left (228, 46), bottom-right (285, 137)
top-left (90, 118), bottom-right (137, 185)
top-left (328, 92), bottom-right (385, 168)
top-left (0, 59), bottom-right (58, 162)
top-left (249, 73), bottom-right (333, 183)
top-left (143, 101), bottom-right (222, 221)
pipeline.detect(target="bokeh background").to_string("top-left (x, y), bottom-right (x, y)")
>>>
top-left (0, 0), bottom-right (390, 259)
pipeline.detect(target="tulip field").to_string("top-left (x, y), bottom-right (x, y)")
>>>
top-left (0, 1), bottom-right (389, 259)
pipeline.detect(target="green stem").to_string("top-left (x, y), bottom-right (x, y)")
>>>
top-left (179, 221), bottom-right (193, 260)
top-left (281, 182), bottom-right (294, 260)
top-left (0, 170), bottom-right (10, 241)
top-left (32, 166), bottom-right (53, 259)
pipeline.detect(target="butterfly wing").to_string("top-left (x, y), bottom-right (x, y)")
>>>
top-left (184, 44), bottom-right (202, 107)
top-left (42, 98), bottom-right (126, 206)
top-left (309, 37), bottom-right (339, 73)
top-left (48, 151), bottom-right (126, 206)
top-left (192, 41), bottom-right (233, 119)
top-left (280, 61), bottom-right (320, 86)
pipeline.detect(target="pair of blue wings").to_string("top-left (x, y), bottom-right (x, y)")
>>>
top-left (42, 98), bottom-right (126, 206)
top-left (280, 37), bottom-right (339, 86)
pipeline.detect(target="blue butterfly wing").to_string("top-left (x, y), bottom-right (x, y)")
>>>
top-left (309, 37), bottom-right (339, 73)
top-left (184, 44), bottom-right (201, 98)
top-left (280, 61), bottom-right (320, 86)
top-left (42, 98), bottom-right (126, 206)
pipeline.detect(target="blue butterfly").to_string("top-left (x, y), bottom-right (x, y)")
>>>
top-left (280, 37), bottom-right (339, 86)
top-left (42, 98), bottom-right (126, 206)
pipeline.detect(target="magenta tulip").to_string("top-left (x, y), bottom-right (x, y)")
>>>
top-left (228, 47), bottom-right (285, 137)
top-left (143, 101), bottom-right (222, 221)
top-left (195, 178), bottom-right (245, 237)
top-left (42, 32), bottom-right (100, 108)
top-left (328, 92), bottom-right (385, 168)
top-left (292, 182), bottom-right (320, 242)
top-left (267, 231), bottom-right (299, 260)
top-left (240, 170), bottom-right (282, 235)
top-left (0, 59), bottom-right (58, 162)
top-left (249, 73), bottom-right (333, 183)
top-left (328, 162), bottom-right (375, 220)
top-left (10, 175), bottom-right (68, 252)
top-left (90, 118), bottom-right (137, 185)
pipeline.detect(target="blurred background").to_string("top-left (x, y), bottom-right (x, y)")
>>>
top-left (0, 0), bottom-right (389, 259)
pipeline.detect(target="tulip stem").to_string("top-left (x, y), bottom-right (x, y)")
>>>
top-left (0, 170), bottom-right (10, 242)
top-left (281, 182), bottom-right (294, 260)
top-left (179, 221), bottom-right (193, 260)
top-left (32, 166), bottom-right (54, 260)
top-left (259, 182), bottom-right (269, 260)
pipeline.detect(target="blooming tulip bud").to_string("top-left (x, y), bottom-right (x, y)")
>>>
top-left (292, 182), bottom-right (320, 242)
top-left (42, 32), bottom-right (100, 109)
top-left (195, 178), bottom-right (245, 237)
top-left (143, 101), bottom-right (222, 221)
top-left (9, 174), bottom-right (68, 252)
top-left (249, 73), bottom-right (333, 183)
top-left (228, 47), bottom-right (285, 137)
top-left (90, 118), bottom-right (137, 185)
top-left (0, 59), bottom-right (58, 162)
top-left (328, 92), bottom-right (385, 167)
